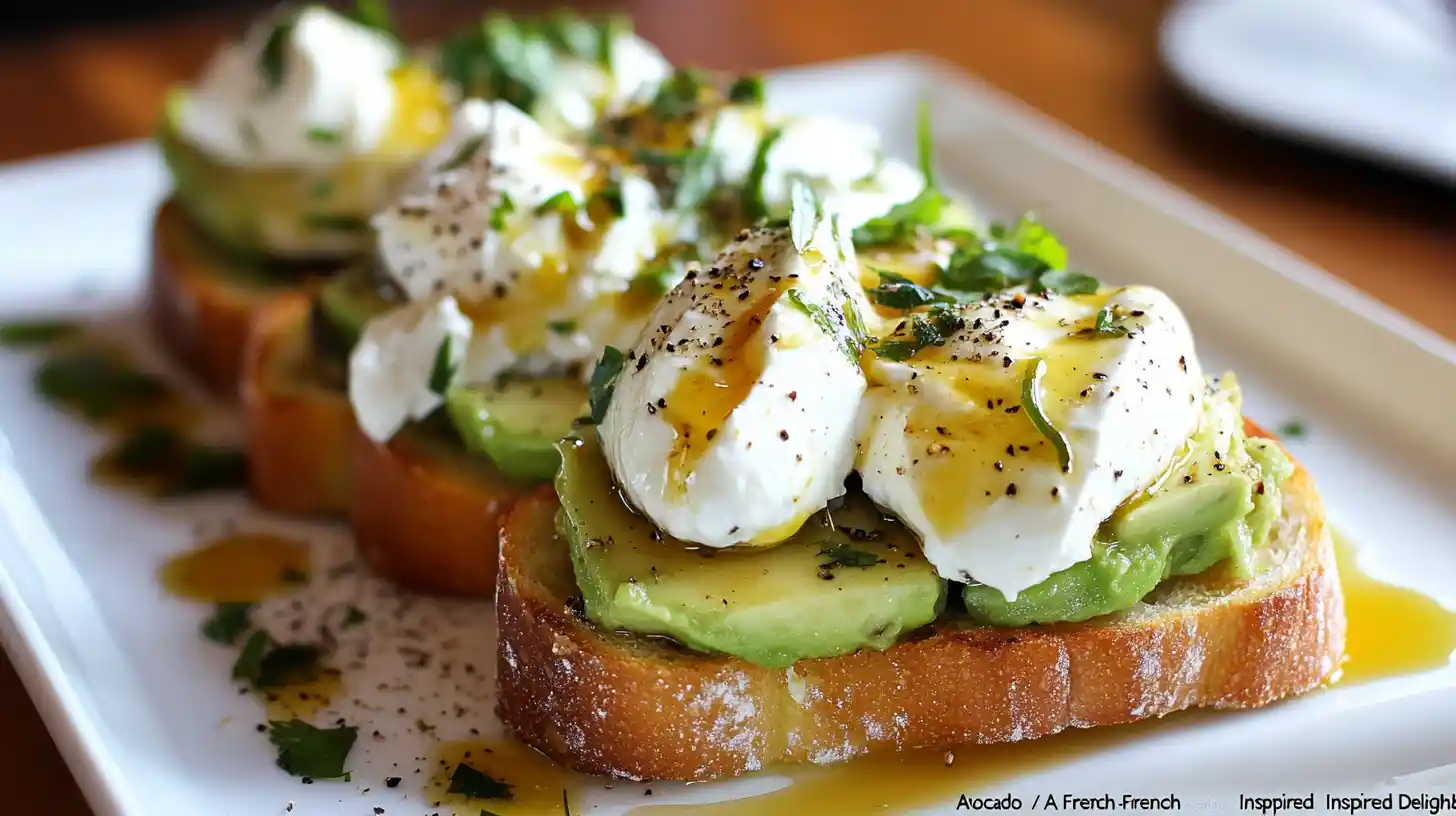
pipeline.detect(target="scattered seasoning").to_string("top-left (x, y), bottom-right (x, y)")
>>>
top-left (1005, 483), bottom-right (1018, 497)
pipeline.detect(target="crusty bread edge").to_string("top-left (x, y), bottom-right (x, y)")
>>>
top-left (240, 292), bottom-right (355, 516)
top-left (495, 423), bottom-right (1345, 781)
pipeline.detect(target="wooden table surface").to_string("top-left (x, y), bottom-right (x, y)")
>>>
top-left (0, 1), bottom-right (1452, 812)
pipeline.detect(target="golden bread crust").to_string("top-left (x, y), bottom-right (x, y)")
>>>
top-left (494, 423), bottom-right (1345, 780)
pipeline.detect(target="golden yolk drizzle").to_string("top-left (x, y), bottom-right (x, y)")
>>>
top-left (457, 263), bottom-right (574, 352)
top-left (900, 292), bottom-right (1115, 537)
top-left (379, 62), bottom-right (451, 153)
top-left (661, 291), bottom-right (780, 501)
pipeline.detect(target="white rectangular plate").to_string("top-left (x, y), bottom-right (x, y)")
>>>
top-left (1, 54), bottom-right (1455, 816)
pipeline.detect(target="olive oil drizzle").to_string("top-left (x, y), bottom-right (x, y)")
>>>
top-left (1333, 532), bottom-right (1456, 683)
top-left (160, 533), bottom-right (311, 603)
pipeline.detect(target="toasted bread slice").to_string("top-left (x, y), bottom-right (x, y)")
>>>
top-left (351, 422), bottom-right (531, 597)
top-left (495, 422), bottom-right (1345, 781)
top-left (148, 198), bottom-right (333, 396)
top-left (240, 293), bottom-right (355, 516)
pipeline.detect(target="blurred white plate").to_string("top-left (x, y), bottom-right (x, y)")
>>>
top-left (1, 53), bottom-right (1456, 815)
top-left (1161, 0), bottom-right (1456, 182)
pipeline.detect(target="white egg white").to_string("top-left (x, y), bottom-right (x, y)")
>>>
top-left (855, 286), bottom-right (1205, 599)
top-left (601, 220), bottom-right (870, 547)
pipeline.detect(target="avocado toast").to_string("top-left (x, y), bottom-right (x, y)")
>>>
top-left (150, 2), bottom-right (449, 395)
top-left (492, 135), bottom-right (1345, 777)
top-left (315, 49), bottom-right (930, 593)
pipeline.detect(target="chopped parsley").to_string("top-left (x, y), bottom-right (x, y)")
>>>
top-left (0, 319), bottom-right (80, 347)
top-left (438, 135), bottom-right (486, 173)
top-left (268, 719), bottom-right (358, 781)
top-left (1077, 304), bottom-right (1128, 339)
top-left (870, 305), bottom-right (962, 362)
top-left (200, 603), bottom-right (254, 646)
top-left (547, 320), bottom-right (578, 334)
top-left (784, 289), bottom-right (859, 363)
top-left (535, 190), bottom-right (578, 216)
top-left (586, 345), bottom-right (625, 425)
top-left (727, 74), bottom-right (766, 105)
top-left (1022, 358), bottom-right (1072, 472)
top-left (257, 12), bottom-right (298, 91)
top-left (742, 127), bottom-right (785, 222)
top-left (864, 270), bottom-right (955, 309)
top-left (99, 424), bottom-right (248, 496)
top-left (232, 631), bottom-right (270, 686)
top-left (1278, 420), bottom-right (1307, 439)
top-left (448, 763), bottom-right (514, 800)
top-left (346, 0), bottom-right (397, 41)
top-left (34, 349), bottom-right (169, 420)
top-left (648, 68), bottom-right (708, 120)
top-left (233, 632), bottom-right (326, 690)
top-left (305, 126), bottom-right (341, 145)
top-left (490, 193), bottom-right (516, 231)
top-left (428, 337), bottom-right (457, 397)
top-left (818, 542), bottom-right (879, 569)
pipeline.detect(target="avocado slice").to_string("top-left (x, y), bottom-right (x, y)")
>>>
top-left (962, 374), bottom-right (1292, 627)
top-left (557, 433), bottom-right (947, 668)
top-left (446, 378), bottom-right (588, 482)
top-left (158, 91), bottom-right (416, 261)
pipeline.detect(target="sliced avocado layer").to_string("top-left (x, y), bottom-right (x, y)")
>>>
top-left (446, 378), bottom-right (587, 482)
top-left (557, 433), bottom-right (947, 668)
top-left (962, 374), bottom-right (1292, 627)
top-left (158, 91), bottom-right (414, 261)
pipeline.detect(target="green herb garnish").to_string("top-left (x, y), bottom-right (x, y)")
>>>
top-left (648, 68), bottom-right (708, 120)
top-left (548, 320), bottom-right (577, 334)
top-left (304, 213), bottom-right (370, 232)
top-left (305, 126), bottom-right (341, 145)
top-left (439, 135), bottom-right (486, 173)
top-left (672, 116), bottom-right (720, 212)
top-left (852, 99), bottom-right (948, 247)
top-left (200, 603), bottom-right (254, 646)
top-left (1278, 420), bottom-right (1307, 439)
top-left (428, 337), bottom-right (456, 397)
top-left (788, 178), bottom-right (822, 254)
top-left (35, 351), bottom-right (169, 421)
top-left (1077, 304), bottom-right (1128, 339)
top-left (347, 0), bottom-right (397, 40)
top-left (258, 13), bottom-right (298, 91)
top-left (535, 190), bottom-right (578, 216)
top-left (784, 289), bottom-right (860, 363)
top-left (592, 181), bottom-right (625, 218)
top-left (1022, 358), bottom-right (1072, 472)
top-left (448, 763), bottom-right (514, 800)
top-left (728, 74), bottom-right (766, 105)
top-left (439, 13), bottom-right (557, 112)
top-left (818, 542), bottom-right (879, 569)
top-left (232, 630), bottom-right (270, 685)
top-left (0, 319), bottom-right (80, 347)
top-left (586, 345), bottom-right (625, 425)
top-left (268, 719), bottom-right (358, 781)
top-left (742, 127), bottom-right (784, 222)
top-left (490, 193), bottom-right (516, 231)
top-left (869, 305), bottom-right (962, 362)
top-left (865, 270), bottom-right (954, 310)
top-left (1035, 268), bottom-right (1100, 296)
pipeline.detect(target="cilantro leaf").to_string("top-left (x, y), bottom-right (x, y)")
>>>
top-left (490, 193), bottom-right (516, 231)
top-left (201, 603), bottom-right (253, 646)
top-left (1035, 268), bottom-right (1099, 296)
top-left (232, 630), bottom-right (270, 685)
top-left (0, 319), bottom-right (80, 347)
top-left (1278, 420), bottom-right (1307, 439)
top-left (268, 719), bottom-right (358, 781)
top-left (586, 346), bottom-right (625, 425)
top-left (448, 763), bottom-right (514, 800)
top-left (865, 270), bottom-right (955, 309)
top-left (1077, 304), bottom-right (1129, 339)
top-left (728, 74), bottom-right (766, 105)
top-left (788, 178), bottom-right (822, 254)
top-left (428, 337), bottom-right (457, 397)
top-left (348, 0), bottom-right (397, 40)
